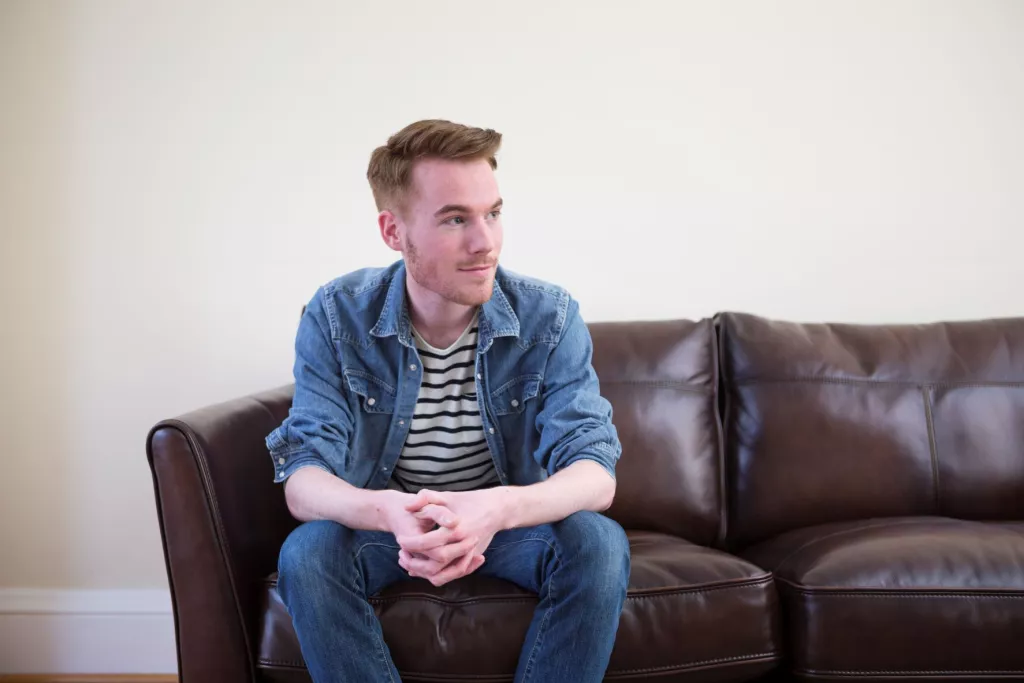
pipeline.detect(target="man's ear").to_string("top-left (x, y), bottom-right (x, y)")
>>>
top-left (378, 210), bottom-right (403, 252)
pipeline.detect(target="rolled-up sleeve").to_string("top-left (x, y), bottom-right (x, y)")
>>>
top-left (266, 288), bottom-right (352, 484)
top-left (533, 297), bottom-right (621, 479)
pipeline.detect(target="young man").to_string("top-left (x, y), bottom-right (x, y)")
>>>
top-left (267, 119), bottom-right (629, 683)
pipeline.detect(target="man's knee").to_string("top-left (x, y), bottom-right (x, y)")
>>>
top-left (554, 511), bottom-right (630, 591)
top-left (278, 520), bottom-right (354, 592)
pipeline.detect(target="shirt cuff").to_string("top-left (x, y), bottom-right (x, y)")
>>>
top-left (270, 452), bottom-right (334, 484)
top-left (557, 446), bottom-right (618, 480)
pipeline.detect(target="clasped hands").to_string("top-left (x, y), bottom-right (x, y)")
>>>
top-left (385, 487), bottom-right (507, 587)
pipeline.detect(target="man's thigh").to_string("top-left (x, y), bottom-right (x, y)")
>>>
top-left (346, 528), bottom-right (409, 597)
top-left (473, 511), bottom-right (629, 594)
top-left (474, 524), bottom-right (559, 593)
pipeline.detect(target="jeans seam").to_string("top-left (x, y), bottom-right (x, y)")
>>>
top-left (487, 536), bottom-right (558, 555)
top-left (520, 547), bottom-right (559, 683)
top-left (354, 540), bottom-right (401, 562)
top-left (351, 545), bottom-right (397, 683)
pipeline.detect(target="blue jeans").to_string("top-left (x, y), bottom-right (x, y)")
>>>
top-left (277, 510), bottom-right (630, 683)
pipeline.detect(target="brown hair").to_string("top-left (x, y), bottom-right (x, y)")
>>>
top-left (367, 119), bottom-right (502, 212)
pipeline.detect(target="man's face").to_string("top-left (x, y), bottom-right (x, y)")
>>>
top-left (388, 157), bottom-right (504, 306)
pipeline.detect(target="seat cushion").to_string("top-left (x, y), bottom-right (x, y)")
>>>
top-left (258, 531), bottom-right (781, 682)
top-left (742, 517), bottom-right (1024, 680)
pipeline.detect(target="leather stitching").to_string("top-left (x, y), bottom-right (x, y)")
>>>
top-left (626, 575), bottom-right (773, 599)
top-left (777, 576), bottom-right (1024, 597)
top-left (606, 652), bottom-right (779, 675)
top-left (734, 377), bottom-right (1024, 388)
top-left (799, 668), bottom-right (1024, 675)
top-left (922, 386), bottom-right (942, 514)
top-left (264, 574), bottom-right (774, 604)
top-left (709, 317), bottom-right (728, 550)
top-left (257, 650), bottom-right (782, 674)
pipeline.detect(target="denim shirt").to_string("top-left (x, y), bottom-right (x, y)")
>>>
top-left (266, 260), bottom-right (621, 490)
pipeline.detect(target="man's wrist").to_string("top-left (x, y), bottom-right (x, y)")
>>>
top-left (368, 488), bottom-right (402, 533)
top-left (495, 485), bottom-right (523, 530)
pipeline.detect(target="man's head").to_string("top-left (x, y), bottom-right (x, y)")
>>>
top-left (368, 120), bottom-right (504, 307)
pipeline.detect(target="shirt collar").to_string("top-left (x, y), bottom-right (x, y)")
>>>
top-left (370, 261), bottom-right (520, 352)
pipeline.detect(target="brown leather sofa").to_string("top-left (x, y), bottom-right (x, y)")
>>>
top-left (147, 312), bottom-right (1024, 682)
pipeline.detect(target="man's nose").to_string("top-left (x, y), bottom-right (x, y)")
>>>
top-left (465, 217), bottom-right (495, 254)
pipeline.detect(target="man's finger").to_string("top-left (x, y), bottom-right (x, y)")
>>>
top-left (452, 553), bottom-right (484, 577)
top-left (429, 555), bottom-right (476, 587)
top-left (398, 526), bottom-right (462, 553)
top-left (404, 488), bottom-right (446, 512)
top-left (461, 553), bottom-right (483, 573)
top-left (403, 490), bottom-right (429, 513)
top-left (413, 503), bottom-right (459, 528)
top-left (400, 549), bottom-right (448, 578)
top-left (424, 535), bottom-right (478, 565)
top-left (400, 549), bottom-right (444, 577)
top-left (406, 555), bottom-right (445, 576)
top-left (398, 549), bottom-right (421, 577)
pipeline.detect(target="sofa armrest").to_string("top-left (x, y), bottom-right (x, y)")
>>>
top-left (147, 385), bottom-right (297, 683)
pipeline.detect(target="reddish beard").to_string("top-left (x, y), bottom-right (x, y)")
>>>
top-left (404, 237), bottom-right (495, 306)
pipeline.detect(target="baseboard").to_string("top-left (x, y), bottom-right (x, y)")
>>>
top-left (0, 590), bottom-right (177, 675)
top-left (0, 677), bottom-right (177, 682)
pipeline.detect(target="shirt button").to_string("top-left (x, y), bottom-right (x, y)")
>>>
top-left (477, 373), bottom-right (482, 379)
top-left (381, 466), bottom-right (388, 472)
top-left (367, 397), bottom-right (376, 406)
top-left (410, 364), bottom-right (417, 371)
top-left (510, 399), bottom-right (519, 407)
top-left (489, 427), bottom-right (495, 434)
top-left (278, 457), bottom-right (286, 465)
top-left (399, 420), bottom-right (405, 426)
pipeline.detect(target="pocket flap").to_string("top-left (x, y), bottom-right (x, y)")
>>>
top-left (344, 371), bottom-right (396, 414)
top-left (491, 374), bottom-right (542, 416)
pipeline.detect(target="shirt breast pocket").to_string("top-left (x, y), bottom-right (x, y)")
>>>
top-left (490, 374), bottom-right (542, 416)
top-left (344, 370), bottom-right (397, 414)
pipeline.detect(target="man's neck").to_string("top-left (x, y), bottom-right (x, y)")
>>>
top-left (405, 276), bottom-right (477, 349)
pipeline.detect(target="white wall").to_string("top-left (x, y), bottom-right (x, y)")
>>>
top-left (1, 0), bottom-right (1022, 614)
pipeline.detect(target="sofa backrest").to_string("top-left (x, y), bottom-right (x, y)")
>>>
top-left (718, 312), bottom-right (1024, 549)
top-left (590, 319), bottom-right (724, 546)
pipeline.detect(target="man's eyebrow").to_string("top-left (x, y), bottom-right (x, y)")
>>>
top-left (434, 204), bottom-right (470, 217)
top-left (433, 198), bottom-right (504, 218)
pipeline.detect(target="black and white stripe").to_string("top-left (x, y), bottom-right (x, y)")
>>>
top-left (389, 313), bottom-right (499, 493)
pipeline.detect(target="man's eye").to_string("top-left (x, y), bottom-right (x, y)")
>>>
top-left (446, 216), bottom-right (465, 225)
top-left (488, 210), bottom-right (501, 219)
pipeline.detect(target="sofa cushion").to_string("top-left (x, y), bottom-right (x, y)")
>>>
top-left (743, 517), bottom-right (1024, 680)
top-left (258, 531), bottom-right (781, 682)
top-left (590, 320), bottom-right (725, 546)
top-left (718, 312), bottom-right (1024, 548)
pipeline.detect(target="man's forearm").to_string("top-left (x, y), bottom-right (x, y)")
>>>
top-left (284, 466), bottom-right (395, 531)
top-left (500, 459), bottom-right (616, 529)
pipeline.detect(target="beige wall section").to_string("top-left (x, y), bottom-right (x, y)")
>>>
top-left (1, 0), bottom-right (1022, 590)
top-left (0, 4), bottom-right (109, 587)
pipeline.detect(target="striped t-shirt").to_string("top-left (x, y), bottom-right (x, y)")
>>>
top-left (388, 312), bottom-right (500, 493)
